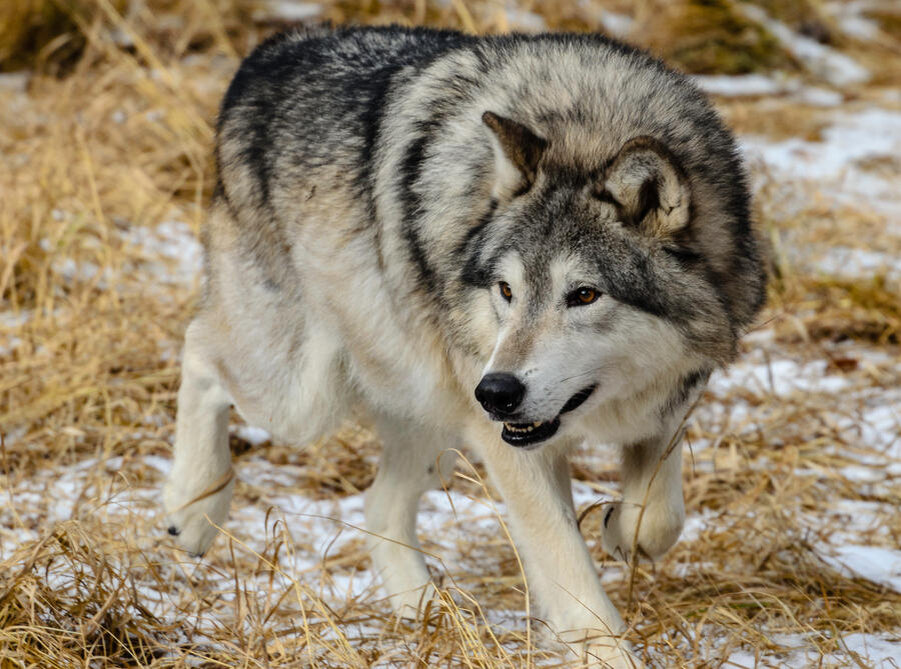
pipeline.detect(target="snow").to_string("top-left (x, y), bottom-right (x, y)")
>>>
top-left (0, 72), bottom-right (29, 92)
top-left (725, 631), bottom-right (901, 668)
top-left (234, 425), bottom-right (272, 446)
top-left (808, 246), bottom-right (901, 282)
top-left (708, 353), bottom-right (852, 399)
top-left (693, 74), bottom-right (845, 106)
top-left (823, 545), bottom-right (901, 591)
top-left (123, 218), bottom-right (204, 287)
top-left (741, 108), bottom-right (901, 220)
top-left (744, 108), bottom-right (901, 180)
top-left (597, 11), bottom-right (634, 38)
top-left (0, 311), bottom-right (33, 328)
top-left (836, 633), bottom-right (901, 667)
top-left (503, 9), bottom-right (547, 32)
top-left (738, 4), bottom-right (870, 87)
top-left (825, 1), bottom-right (883, 41)
top-left (693, 74), bottom-right (785, 97)
top-left (252, 1), bottom-right (323, 22)
top-left (793, 85), bottom-right (844, 107)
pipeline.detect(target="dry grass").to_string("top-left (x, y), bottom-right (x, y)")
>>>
top-left (2, 1), bottom-right (901, 667)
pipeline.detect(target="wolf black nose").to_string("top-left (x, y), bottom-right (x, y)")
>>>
top-left (475, 373), bottom-right (526, 415)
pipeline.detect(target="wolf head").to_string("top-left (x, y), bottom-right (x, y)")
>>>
top-left (466, 111), bottom-right (742, 447)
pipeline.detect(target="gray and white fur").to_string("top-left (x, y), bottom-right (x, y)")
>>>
top-left (164, 26), bottom-right (766, 668)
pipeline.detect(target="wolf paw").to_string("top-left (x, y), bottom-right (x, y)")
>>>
top-left (163, 469), bottom-right (235, 557)
top-left (600, 501), bottom-right (683, 563)
top-left (560, 632), bottom-right (644, 669)
top-left (386, 581), bottom-right (440, 620)
top-left (582, 641), bottom-right (644, 669)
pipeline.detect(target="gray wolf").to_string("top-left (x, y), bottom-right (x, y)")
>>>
top-left (163, 25), bottom-right (766, 667)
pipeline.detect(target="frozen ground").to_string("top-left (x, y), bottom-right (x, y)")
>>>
top-left (2, 36), bottom-right (901, 668)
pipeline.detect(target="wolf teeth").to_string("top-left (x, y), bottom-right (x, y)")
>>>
top-left (503, 422), bottom-right (544, 433)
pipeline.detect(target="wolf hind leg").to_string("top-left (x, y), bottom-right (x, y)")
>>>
top-left (164, 318), bottom-right (235, 557)
top-left (365, 416), bottom-right (457, 617)
top-left (602, 424), bottom-right (686, 563)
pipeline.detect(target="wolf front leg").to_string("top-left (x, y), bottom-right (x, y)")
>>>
top-left (164, 319), bottom-right (235, 557)
top-left (601, 422), bottom-right (686, 563)
top-left (365, 416), bottom-right (457, 617)
top-left (470, 425), bottom-right (642, 668)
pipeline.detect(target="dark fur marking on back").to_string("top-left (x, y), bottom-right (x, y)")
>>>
top-left (398, 133), bottom-right (437, 288)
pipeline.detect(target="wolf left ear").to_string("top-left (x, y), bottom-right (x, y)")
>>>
top-left (599, 136), bottom-right (691, 237)
top-left (482, 111), bottom-right (548, 197)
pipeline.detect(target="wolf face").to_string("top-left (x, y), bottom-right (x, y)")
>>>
top-left (469, 115), bottom-right (728, 446)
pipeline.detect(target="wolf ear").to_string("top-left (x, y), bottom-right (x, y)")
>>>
top-left (599, 136), bottom-right (691, 237)
top-left (482, 111), bottom-right (548, 197)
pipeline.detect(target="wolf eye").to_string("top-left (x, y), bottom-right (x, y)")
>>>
top-left (567, 287), bottom-right (599, 307)
top-left (499, 281), bottom-right (513, 302)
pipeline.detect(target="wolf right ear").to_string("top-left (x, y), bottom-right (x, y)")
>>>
top-left (482, 111), bottom-right (548, 198)
top-left (599, 136), bottom-right (692, 238)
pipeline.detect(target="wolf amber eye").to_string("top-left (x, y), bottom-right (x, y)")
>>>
top-left (499, 281), bottom-right (512, 302)
top-left (568, 287), bottom-right (599, 307)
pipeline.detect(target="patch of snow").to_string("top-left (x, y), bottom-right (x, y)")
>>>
top-left (739, 4), bottom-right (870, 87)
top-left (598, 11), bottom-right (634, 37)
top-left (824, 1), bottom-right (883, 41)
top-left (821, 544), bottom-right (901, 591)
top-left (693, 74), bottom-right (785, 97)
top-left (838, 464), bottom-right (887, 482)
top-left (861, 404), bottom-right (901, 453)
top-left (709, 354), bottom-right (852, 399)
top-left (834, 633), bottom-right (901, 667)
top-left (741, 107), bottom-right (901, 218)
top-left (692, 74), bottom-right (844, 106)
top-left (0, 311), bottom-right (33, 328)
top-left (53, 257), bottom-right (109, 284)
top-left (0, 335), bottom-right (22, 356)
top-left (503, 8), bottom-right (547, 32)
top-left (680, 509), bottom-right (720, 543)
top-left (122, 219), bottom-right (203, 286)
top-left (252, 1), bottom-right (323, 22)
top-left (723, 648), bottom-right (757, 667)
top-left (803, 246), bottom-right (901, 281)
top-left (420, 488), bottom-right (505, 556)
top-left (233, 425), bottom-right (272, 445)
top-left (743, 109), bottom-right (901, 179)
top-left (835, 400), bottom-right (901, 454)
top-left (793, 86), bottom-right (843, 107)
top-left (571, 479), bottom-right (611, 510)
top-left (0, 72), bottom-right (29, 92)
top-left (719, 630), bottom-right (901, 667)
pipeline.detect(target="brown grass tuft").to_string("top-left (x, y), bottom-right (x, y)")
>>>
top-left (635, 0), bottom-right (797, 75)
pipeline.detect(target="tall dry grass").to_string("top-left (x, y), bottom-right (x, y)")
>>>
top-left (1, 1), bottom-right (900, 667)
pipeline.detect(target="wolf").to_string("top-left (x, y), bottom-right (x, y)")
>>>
top-left (163, 25), bottom-right (766, 667)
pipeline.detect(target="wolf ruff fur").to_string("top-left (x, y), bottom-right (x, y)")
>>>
top-left (164, 26), bottom-right (767, 667)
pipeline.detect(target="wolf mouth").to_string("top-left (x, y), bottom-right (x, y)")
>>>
top-left (501, 385), bottom-right (597, 447)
